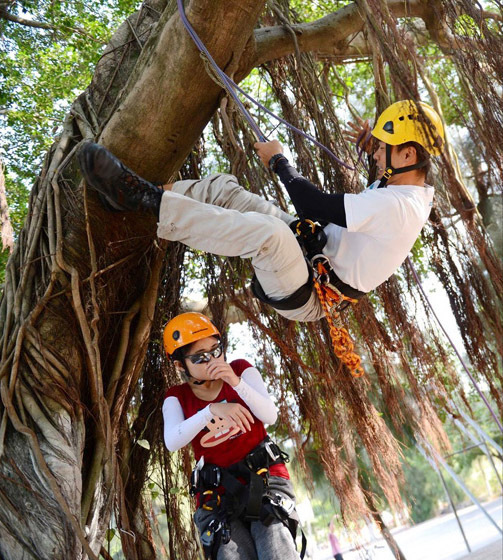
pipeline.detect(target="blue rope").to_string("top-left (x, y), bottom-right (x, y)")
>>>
top-left (176, 0), bottom-right (354, 170)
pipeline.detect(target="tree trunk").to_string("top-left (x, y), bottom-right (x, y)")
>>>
top-left (0, 1), bottom-right (266, 557)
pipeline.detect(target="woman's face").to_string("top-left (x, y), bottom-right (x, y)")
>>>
top-left (180, 335), bottom-right (224, 383)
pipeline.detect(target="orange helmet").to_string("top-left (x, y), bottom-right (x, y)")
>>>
top-left (163, 312), bottom-right (220, 357)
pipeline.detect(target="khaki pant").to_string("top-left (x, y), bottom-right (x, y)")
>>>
top-left (157, 173), bottom-right (324, 321)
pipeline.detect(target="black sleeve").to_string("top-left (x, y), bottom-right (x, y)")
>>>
top-left (273, 156), bottom-right (347, 228)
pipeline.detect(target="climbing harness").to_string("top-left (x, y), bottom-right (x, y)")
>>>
top-left (191, 438), bottom-right (307, 559)
top-left (252, 218), bottom-right (365, 377)
top-left (295, 219), bottom-right (364, 378)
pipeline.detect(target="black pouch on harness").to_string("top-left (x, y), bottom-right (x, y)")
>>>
top-left (245, 438), bottom-right (289, 472)
top-left (191, 463), bottom-right (221, 496)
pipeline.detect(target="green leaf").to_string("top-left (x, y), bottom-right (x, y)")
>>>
top-left (106, 528), bottom-right (116, 542)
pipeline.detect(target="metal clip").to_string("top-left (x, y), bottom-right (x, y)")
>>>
top-left (265, 441), bottom-right (280, 462)
top-left (200, 519), bottom-right (221, 547)
top-left (311, 255), bottom-right (331, 285)
top-left (272, 493), bottom-right (295, 516)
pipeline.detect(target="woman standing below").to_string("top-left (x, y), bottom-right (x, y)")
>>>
top-left (162, 312), bottom-right (302, 560)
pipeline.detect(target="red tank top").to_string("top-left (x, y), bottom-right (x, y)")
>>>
top-left (164, 359), bottom-right (288, 478)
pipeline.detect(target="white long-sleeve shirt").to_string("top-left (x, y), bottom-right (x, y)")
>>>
top-left (163, 364), bottom-right (277, 452)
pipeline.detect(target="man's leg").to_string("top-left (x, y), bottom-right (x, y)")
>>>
top-left (158, 189), bottom-right (324, 322)
top-left (172, 173), bottom-right (293, 225)
top-left (77, 143), bottom-right (323, 321)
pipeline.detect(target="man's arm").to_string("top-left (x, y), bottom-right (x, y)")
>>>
top-left (254, 140), bottom-right (347, 227)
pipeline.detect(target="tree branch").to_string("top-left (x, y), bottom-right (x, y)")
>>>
top-left (0, 6), bottom-right (103, 42)
top-left (251, 0), bottom-right (428, 68)
top-left (0, 6), bottom-right (52, 29)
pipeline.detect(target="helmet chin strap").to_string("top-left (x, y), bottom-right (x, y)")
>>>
top-left (377, 144), bottom-right (428, 188)
top-left (187, 369), bottom-right (216, 386)
top-left (191, 378), bottom-right (207, 386)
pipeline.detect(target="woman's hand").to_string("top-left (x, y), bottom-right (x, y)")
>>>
top-left (342, 116), bottom-right (372, 154)
top-left (209, 402), bottom-right (255, 433)
top-left (254, 140), bottom-right (283, 167)
top-left (206, 361), bottom-right (241, 387)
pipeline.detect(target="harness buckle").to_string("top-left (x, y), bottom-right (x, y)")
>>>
top-left (270, 493), bottom-right (295, 517)
top-left (311, 255), bottom-right (332, 285)
top-left (265, 441), bottom-right (281, 462)
top-left (191, 461), bottom-right (221, 495)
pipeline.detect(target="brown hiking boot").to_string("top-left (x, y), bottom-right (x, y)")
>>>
top-left (77, 141), bottom-right (162, 217)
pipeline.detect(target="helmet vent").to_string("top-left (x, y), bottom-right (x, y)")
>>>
top-left (383, 120), bottom-right (394, 133)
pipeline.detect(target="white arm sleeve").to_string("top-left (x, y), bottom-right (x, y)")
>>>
top-left (234, 366), bottom-right (278, 425)
top-left (162, 397), bottom-right (213, 452)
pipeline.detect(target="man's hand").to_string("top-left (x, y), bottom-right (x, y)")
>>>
top-left (254, 140), bottom-right (284, 168)
top-left (342, 116), bottom-right (372, 154)
top-left (206, 361), bottom-right (240, 388)
top-left (209, 402), bottom-right (255, 433)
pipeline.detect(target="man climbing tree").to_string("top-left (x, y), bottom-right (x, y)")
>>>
top-left (78, 100), bottom-right (444, 323)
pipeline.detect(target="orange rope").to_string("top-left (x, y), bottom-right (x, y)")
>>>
top-left (313, 263), bottom-right (364, 378)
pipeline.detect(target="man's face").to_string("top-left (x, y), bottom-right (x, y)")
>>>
top-left (373, 141), bottom-right (388, 178)
top-left (372, 141), bottom-right (416, 184)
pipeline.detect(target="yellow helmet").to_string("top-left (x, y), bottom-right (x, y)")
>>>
top-left (372, 100), bottom-right (444, 156)
top-left (163, 312), bottom-right (220, 356)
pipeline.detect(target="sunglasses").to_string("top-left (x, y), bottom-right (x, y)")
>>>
top-left (185, 342), bottom-right (224, 365)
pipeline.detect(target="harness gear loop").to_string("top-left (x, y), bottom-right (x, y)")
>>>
top-left (202, 490), bottom-right (221, 511)
top-left (312, 259), bottom-right (364, 377)
top-left (296, 218), bottom-right (317, 236)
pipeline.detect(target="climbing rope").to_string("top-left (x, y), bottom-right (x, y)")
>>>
top-left (407, 257), bottom-right (503, 434)
top-left (176, 0), bottom-right (354, 170)
top-left (178, 0), bottom-right (364, 376)
top-left (312, 259), bottom-right (364, 377)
